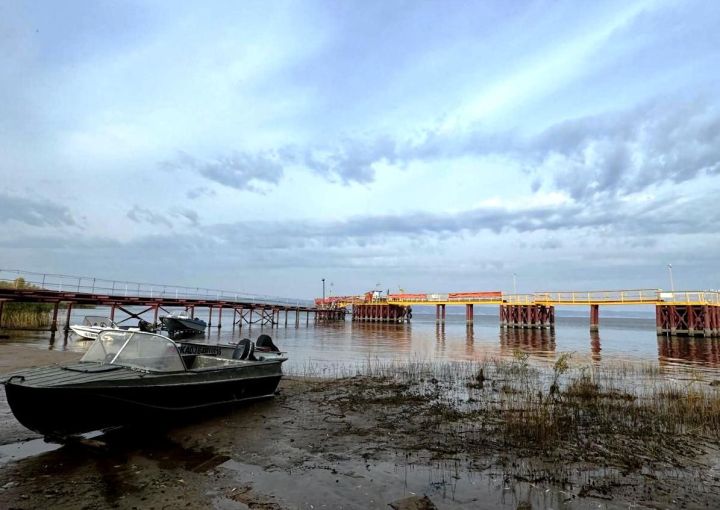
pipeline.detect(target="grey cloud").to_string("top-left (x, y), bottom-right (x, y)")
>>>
top-left (393, 99), bottom-right (720, 200)
top-left (127, 206), bottom-right (172, 227)
top-left (174, 208), bottom-right (199, 226)
top-left (127, 206), bottom-right (200, 227)
top-left (162, 151), bottom-right (283, 192)
top-left (163, 99), bottom-right (720, 197)
top-left (0, 193), bottom-right (74, 227)
top-left (300, 136), bottom-right (398, 184)
top-left (186, 186), bottom-right (216, 200)
top-left (209, 197), bottom-right (695, 248)
top-left (4, 195), bottom-right (720, 294)
top-left (528, 100), bottom-right (720, 198)
top-left (163, 135), bottom-right (398, 190)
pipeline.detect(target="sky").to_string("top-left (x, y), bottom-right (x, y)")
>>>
top-left (1, 0), bottom-right (719, 299)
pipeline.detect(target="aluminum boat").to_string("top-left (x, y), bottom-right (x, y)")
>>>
top-left (2, 330), bottom-right (286, 438)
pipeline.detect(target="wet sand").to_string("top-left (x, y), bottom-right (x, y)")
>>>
top-left (2, 346), bottom-right (720, 509)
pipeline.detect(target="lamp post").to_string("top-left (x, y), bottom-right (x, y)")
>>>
top-left (667, 264), bottom-right (674, 292)
top-left (322, 278), bottom-right (326, 306)
top-left (512, 273), bottom-right (517, 295)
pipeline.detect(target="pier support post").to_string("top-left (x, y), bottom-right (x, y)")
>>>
top-left (217, 306), bottom-right (223, 329)
top-left (207, 306), bottom-right (213, 328)
top-left (466, 304), bottom-right (473, 325)
top-left (687, 305), bottom-right (696, 336)
top-left (153, 305), bottom-right (159, 325)
top-left (110, 305), bottom-right (115, 322)
top-left (285, 310), bottom-right (288, 328)
top-left (50, 301), bottom-right (60, 332)
top-left (295, 308), bottom-right (300, 327)
top-left (64, 302), bottom-right (73, 331)
top-left (669, 306), bottom-right (677, 335)
top-left (704, 305), bottom-right (712, 337)
top-left (590, 304), bottom-right (599, 331)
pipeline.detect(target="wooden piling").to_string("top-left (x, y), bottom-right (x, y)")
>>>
top-left (50, 301), bottom-right (60, 332)
top-left (64, 302), bottom-right (73, 331)
top-left (590, 304), bottom-right (599, 331)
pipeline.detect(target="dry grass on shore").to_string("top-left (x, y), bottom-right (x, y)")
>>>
top-left (290, 354), bottom-right (720, 484)
top-left (0, 309), bottom-right (52, 329)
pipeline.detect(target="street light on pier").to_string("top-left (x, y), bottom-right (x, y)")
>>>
top-left (321, 278), bottom-right (326, 306)
top-left (667, 264), bottom-right (674, 292)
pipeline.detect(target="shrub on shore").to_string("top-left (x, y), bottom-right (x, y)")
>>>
top-left (0, 278), bottom-right (53, 329)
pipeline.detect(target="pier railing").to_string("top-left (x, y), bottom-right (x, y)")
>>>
top-left (0, 269), bottom-right (314, 307)
top-left (522, 289), bottom-right (720, 306)
top-left (334, 289), bottom-right (720, 307)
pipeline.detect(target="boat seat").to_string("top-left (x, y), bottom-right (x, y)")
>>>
top-left (232, 338), bottom-right (252, 360)
top-left (256, 334), bottom-right (279, 352)
top-left (181, 354), bottom-right (197, 369)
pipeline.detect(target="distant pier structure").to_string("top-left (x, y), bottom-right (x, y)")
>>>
top-left (320, 289), bottom-right (720, 338)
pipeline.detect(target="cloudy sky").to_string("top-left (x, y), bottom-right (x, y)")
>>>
top-left (1, 0), bottom-right (719, 298)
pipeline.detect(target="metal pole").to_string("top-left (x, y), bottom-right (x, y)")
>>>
top-left (668, 264), bottom-right (675, 292)
top-left (322, 278), bottom-right (325, 306)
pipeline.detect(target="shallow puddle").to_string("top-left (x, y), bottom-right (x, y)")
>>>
top-left (0, 437), bottom-right (62, 465)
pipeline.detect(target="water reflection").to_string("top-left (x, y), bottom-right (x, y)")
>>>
top-left (499, 328), bottom-right (556, 358)
top-left (590, 331), bottom-right (601, 364)
top-left (658, 335), bottom-right (720, 368)
top-left (465, 326), bottom-right (474, 358)
top-left (7, 306), bottom-right (720, 374)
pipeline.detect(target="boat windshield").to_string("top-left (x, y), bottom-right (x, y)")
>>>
top-left (82, 316), bottom-right (117, 328)
top-left (81, 330), bottom-right (185, 372)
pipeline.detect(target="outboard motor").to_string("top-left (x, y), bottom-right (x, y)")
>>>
top-left (256, 334), bottom-right (279, 352)
top-left (232, 338), bottom-right (255, 360)
top-left (138, 320), bottom-right (153, 332)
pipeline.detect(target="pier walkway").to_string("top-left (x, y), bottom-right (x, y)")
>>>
top-left (0, 269), bottom-right (343, 335)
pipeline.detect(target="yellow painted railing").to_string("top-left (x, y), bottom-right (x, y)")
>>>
top-left (335, 289), bottom-right (720, 307)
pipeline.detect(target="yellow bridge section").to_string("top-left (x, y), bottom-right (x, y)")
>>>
top-left (329, 289), bottom-right (720, 307)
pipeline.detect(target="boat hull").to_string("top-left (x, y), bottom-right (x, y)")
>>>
top-left (4, 363), bottom-right (282, 437)
top-left (69, 325), bottom-right (102, 340)
top-left (163, 317), bottom-right (207, 339)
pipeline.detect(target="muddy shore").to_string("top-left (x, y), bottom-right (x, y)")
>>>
top-left (1, 346), bottom-right (720, 509)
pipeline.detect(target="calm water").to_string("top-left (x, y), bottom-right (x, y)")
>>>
top-left (3, 306), bottom-right (720, 376)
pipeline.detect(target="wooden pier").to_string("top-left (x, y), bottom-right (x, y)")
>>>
top-left (0, 270), bottom-right (344, 336)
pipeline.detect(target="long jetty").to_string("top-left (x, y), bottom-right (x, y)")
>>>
top-left (3, 269), bottom-right (719, 339)
top-left (318, 289), bottom-right (720, 337)
top-left (0, 269), bottom-right (343, 335)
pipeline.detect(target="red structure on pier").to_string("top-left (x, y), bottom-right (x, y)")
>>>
top-left (500, 304), bottom-right (555, 329)
top-left (656, 305), bottom-right (720, 337)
